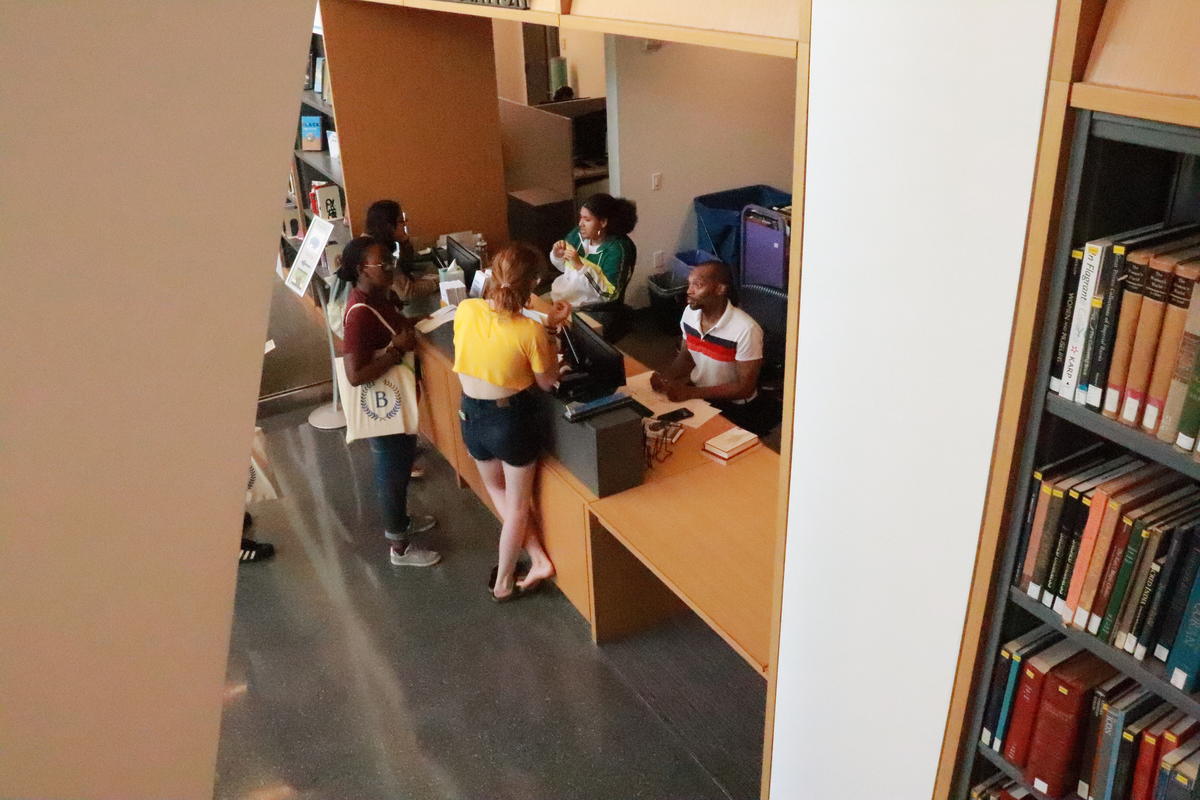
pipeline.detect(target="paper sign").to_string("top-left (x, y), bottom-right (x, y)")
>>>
top-left (285, 215), bottom-right (334, 297)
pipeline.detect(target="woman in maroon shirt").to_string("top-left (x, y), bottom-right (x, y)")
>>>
top-left (337, 236), bottom-right (438, 567)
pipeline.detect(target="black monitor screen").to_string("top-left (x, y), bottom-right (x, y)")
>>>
top-left (559, 314), bottom-right (625, 400)
top-left (445, 235), bottom-right (481, 290)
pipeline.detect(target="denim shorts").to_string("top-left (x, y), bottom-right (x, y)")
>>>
top-left (459, 392), bottom-right (541, 467)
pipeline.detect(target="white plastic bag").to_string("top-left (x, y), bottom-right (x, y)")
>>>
top-left (550, 265), bottom-right (605, 306)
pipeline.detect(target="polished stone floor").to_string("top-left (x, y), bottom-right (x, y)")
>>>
top-left (215, 401), bottom-right (763, 800)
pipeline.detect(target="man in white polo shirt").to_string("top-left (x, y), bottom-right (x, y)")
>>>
top-left (650, 261), bottom-right (770, 433)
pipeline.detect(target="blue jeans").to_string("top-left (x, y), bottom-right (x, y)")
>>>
top-left (367, 433), bottom-right (416, 541)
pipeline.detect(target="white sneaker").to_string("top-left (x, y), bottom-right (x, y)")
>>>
top-left (390, 543), bottom-right (441, 568)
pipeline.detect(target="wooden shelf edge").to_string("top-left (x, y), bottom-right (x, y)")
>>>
top-left (398, 0), bottom-right (560, 25)
top-left (1070, 83), bottom-right (1200, 130)
top-left (1008, 588), bottom-right (1200, 720)
top-left (300, 90), bottom-right (334, 118)
top-left (1043, 393), bottom-right (1200, 482)
top-left (559, 14), bottom-right (798, 59)
top-left (975, 743), bottom-right (1082, 800)
top-left (294, 149), bottom-right (344, 187)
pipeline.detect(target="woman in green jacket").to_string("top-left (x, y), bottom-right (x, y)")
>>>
top-left (549, 193), bottom-right (638, 306)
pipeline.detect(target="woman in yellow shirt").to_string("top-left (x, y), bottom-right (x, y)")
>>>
top-left (453, 243), bottom-right (566, 601)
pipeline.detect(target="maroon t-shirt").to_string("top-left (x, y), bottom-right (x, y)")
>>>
top-left (342, 288), bottom-right (407, 358)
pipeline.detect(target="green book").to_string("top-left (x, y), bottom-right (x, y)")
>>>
top-left (1174, 348), bottom-right (1200, 451)
top-left (1098, 487), bottom-right (1199, 642)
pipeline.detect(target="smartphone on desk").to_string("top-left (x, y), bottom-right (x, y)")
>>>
top-left (657, 407), bottom-right (694, 423)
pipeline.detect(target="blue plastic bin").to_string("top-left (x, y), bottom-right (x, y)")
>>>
top-left (669, 249), bottom-right (719, 283)
top-left (693, 185), bottom-right (791, 274)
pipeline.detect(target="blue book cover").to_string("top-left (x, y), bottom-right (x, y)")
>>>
top-left (300, 115), bottom-right (323, 151)
top-left (1165, 567), bottom-right (1200, 691)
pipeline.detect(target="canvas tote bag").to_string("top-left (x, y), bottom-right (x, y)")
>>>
top-left (246, 426), bottom-right (280, 504)
top-left (334, 303), bottom-right (420, 444)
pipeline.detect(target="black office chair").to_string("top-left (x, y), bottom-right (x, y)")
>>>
top-left (736, 283), bottom-right (788, 386)
top-left (578, 244), bottom-right (637, 343)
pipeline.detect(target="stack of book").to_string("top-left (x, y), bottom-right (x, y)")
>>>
top-left (979, 623), bottom-right (1200, 800)
top-left (1050, 222), bottom-right (1200, 453)
top-left (703, 426), bottom-right (759, 464)
top-left (969, 771), bottom-right (1033, 799)
top-left (1013, 444), bottom-right (1200, 689)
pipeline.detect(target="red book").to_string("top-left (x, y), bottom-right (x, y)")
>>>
top-left (1025, 652), bottom-right (1117, 798)
top-left (1154, 716), bottom-right (1200, 800)
top-left (1132, 710), bottom-right (1186, 800)
top-left (1003, 639), bottom-right (1085, 768)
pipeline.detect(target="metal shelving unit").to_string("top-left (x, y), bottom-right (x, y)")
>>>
top-left (951, 110), bottom-right (1200, 799)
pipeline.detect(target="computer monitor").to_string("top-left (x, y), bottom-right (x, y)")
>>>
top-left (445, 234), bottom-right (481, 290)
top-left (557, 314), bottom-right (626, 402)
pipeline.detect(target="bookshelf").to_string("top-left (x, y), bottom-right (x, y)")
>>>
top-left (952, 107), bottom-right (1200, 799)
top-left (976, 743), bottom-right (1082, 800)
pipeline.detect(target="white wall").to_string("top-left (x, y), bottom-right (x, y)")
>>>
top-left (492, 19), bottom-right (527, 103)
top-left (607, 37), bottom-right (795, 306)
top-left (769, 2), bottom-right (1055, 798)
top-left (0, 2), bottom-right (313, 798)
top-left (559, 28), bottom-right (607, 99)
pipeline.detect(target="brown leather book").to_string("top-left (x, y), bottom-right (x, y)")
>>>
top-left (1122, 244), bottom-right (1200, 426)
top-left (1144, 255), bottom-right (1200, 434)
top-left (1073, 465), bottom-right (1172, 630)
top-left (1106, 232), bottom-right (1200, 418)
top-left (1025, 651), bottom-right (1118, 798)
top-left (1158, 256), bottom-right (1200, 442)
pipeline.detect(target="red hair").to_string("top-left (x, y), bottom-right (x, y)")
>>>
top-left (484, 242), bottom-right (541, 315)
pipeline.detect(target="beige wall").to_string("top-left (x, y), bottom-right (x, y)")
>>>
top-left (608, 37), bottom-right (795, 306)
top-left (492, 19), bottom-right (527, 103)
top-left (569, 0), bottom-right (803, 41)
top-left (0, 2), bottom-right (314, 799)
top-left (559, 28), bottom-right (607, 98)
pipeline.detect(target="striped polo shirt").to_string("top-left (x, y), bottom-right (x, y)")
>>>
top-left (680, 302), bottom-right (764, 403)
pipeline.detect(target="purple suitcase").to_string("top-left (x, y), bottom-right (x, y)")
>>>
top-left (739, 204), bottom-right (790, 290)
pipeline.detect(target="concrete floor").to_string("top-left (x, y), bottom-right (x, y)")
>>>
top-left (216, 396), bottom-right (764, 800)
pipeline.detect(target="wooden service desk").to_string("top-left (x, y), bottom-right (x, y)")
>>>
top-left (415, 329), bottom-right (779, 676)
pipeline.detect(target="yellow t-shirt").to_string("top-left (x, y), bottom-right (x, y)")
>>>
top-left (452, 299), bottom-right (553, 391)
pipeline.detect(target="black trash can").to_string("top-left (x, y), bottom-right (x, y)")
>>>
top-left (647, 271), bottom-right (686, 335)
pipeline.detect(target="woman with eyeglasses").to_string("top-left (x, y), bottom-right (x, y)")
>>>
top-left (337, 235), bottom-right (439, 568)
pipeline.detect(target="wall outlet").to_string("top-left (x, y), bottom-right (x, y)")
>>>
top-left (653, 250), bottom-right (665, 269)
top-left (651, 172), bottom-right (662, 191)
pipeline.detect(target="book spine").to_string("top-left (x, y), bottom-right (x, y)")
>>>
top-left (1032, 493), bottom-right (1069, 601)
top-left (1098, 523), bottom-right (1147, 642)
top-left (1068, 498), bottom-right (1109, 624)
top-left (1156, 542), bottom-right (1200, 662)
top-left (1077, 506), bottom-right (1124, 630)
top-left (1078, 692), bottom-right (1104, 798)
top-left (1063, 243), bottom-right (1107, 401)
top-left (1122, 262), bottom-right (1176, 426)
top-left (1023, 485), bottom-right (1055, 592)
top-left (1080, 289), bottom-right (1106, 404)
top-left (1055, 519), bottom-right (1086, 614)
top-left (994, 654), bottom-right (1028, 751)
top-left (1046, 505), bottom-right (1078, 609)
top-left (1128, 559), bottom-right (1165, 655)
top-left (1090, 247), bottom-right (1129, 409)
top-left (1136, 535), bottom-right (1185, 661)
top-left (1093, 705), bottom-right (1124, 800)
top-left (1091, 516), bottom-right (1137, 635)
top-left (1106, 258), bottom-right (1150, 418)
top-left (1143, 270), bottom-right (1198, 434)
top-left (1003, 666), bottom-right (1046, 768)
top-left (982, 647), bottom-right (1013, 745)
top-left (1052, 249), bottom-right (1085, 394)
top-left (1165, 570), bottom-right (1200, 691)
top-left (1174, 352), bottom-right (1200, 452)
top-left (1130, 730), bottom-right (1160, 800)
top-left (1111, 725), bottom-right (1141, 800)
top-left (1117, 528), bottom-right (1164, 650)
top-left (1157, 291), bottom-right (1200, 442)
top-left (1015, 476), bottom-right (1045, 586)
top-left (1026, 698), bottom-right (1086, 798)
